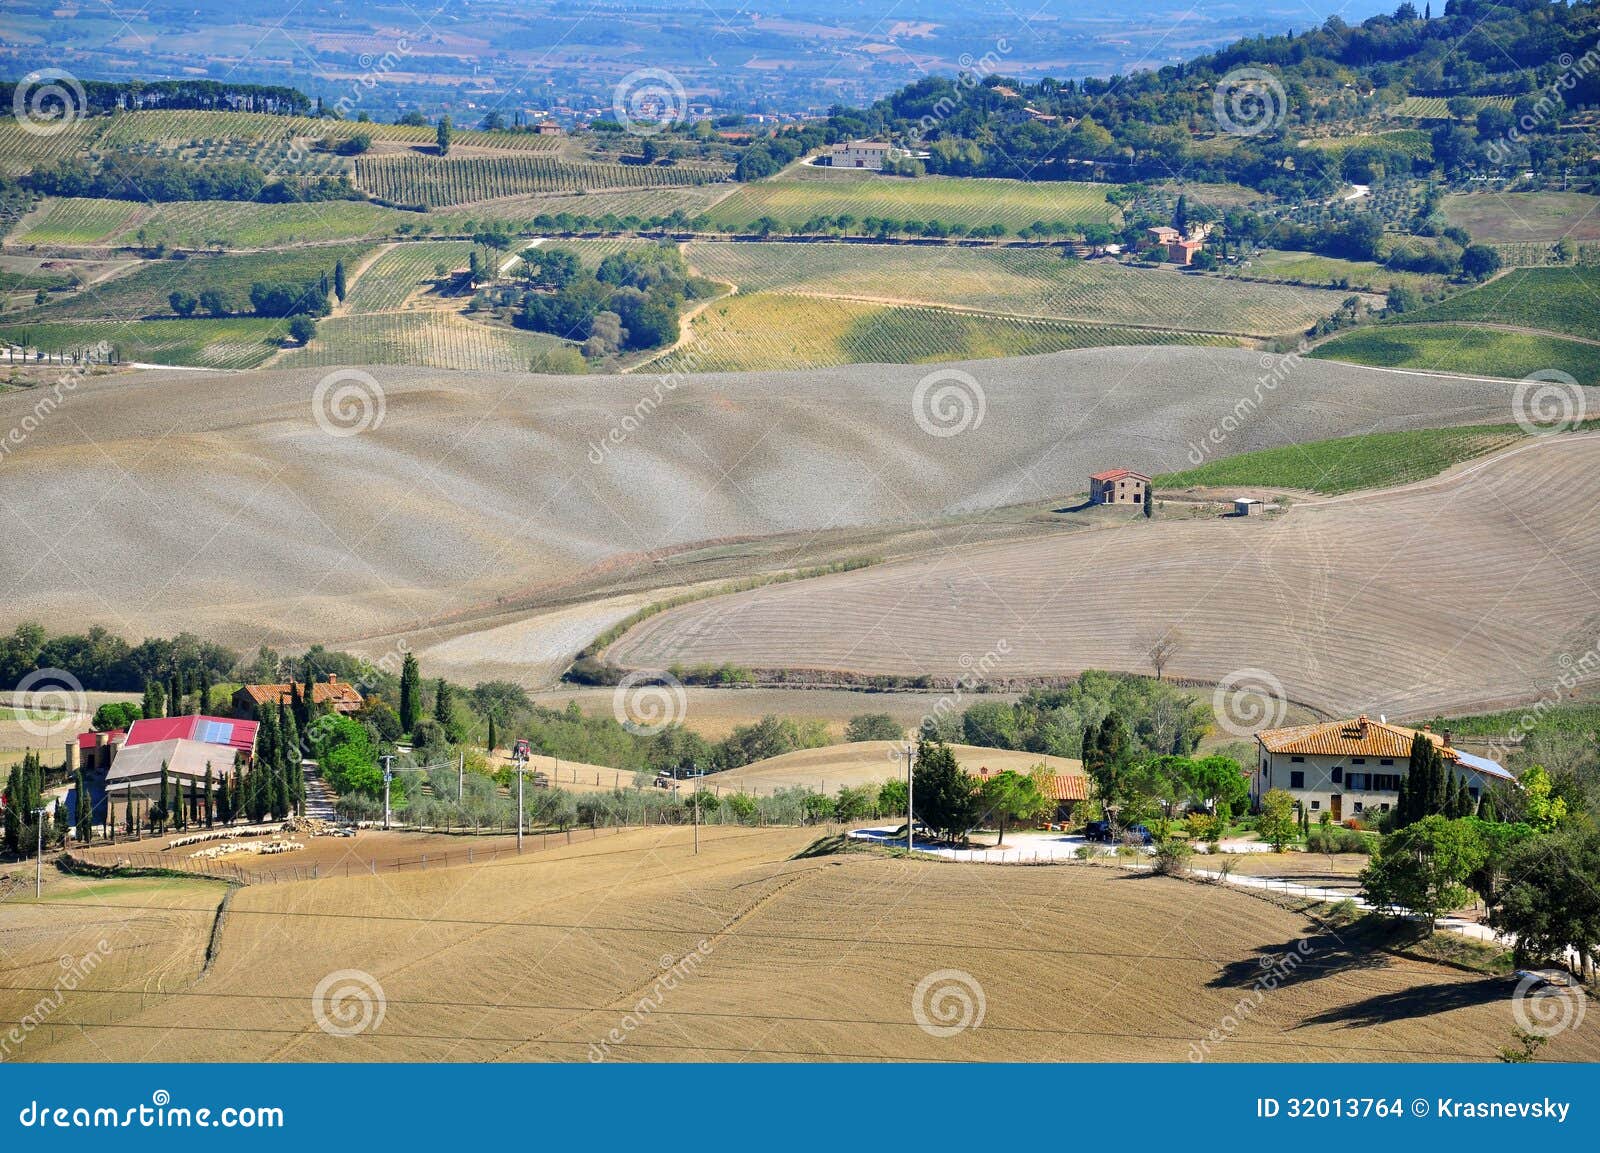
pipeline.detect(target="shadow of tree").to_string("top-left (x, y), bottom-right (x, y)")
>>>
top-left (1210, 920), bottom-right (1394, 992)
top-left (1301, 977), bottom-right (1510, 1028)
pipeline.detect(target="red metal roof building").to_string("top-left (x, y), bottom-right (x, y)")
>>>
top-left (124, 714), bottom-right (258, 756)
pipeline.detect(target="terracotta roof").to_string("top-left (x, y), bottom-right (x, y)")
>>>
top-left (1089, 468), bottom-right (1150, 482)
top-left (1257, 716), bottom-right (1511, 780)
top-left (236, 678), bottom-right (362, 710)
top-left (970, 764), bottom-right (1091, 801)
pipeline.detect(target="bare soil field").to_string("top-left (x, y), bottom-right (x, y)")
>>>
top-left (6, 826), bottom-right (1590, 1062)
top-left (0, 350), bottom-right (1529, 666)
top-left (527, 686), bottom-right (1002, 740)
top-left (609, 435), bottom-right (1600, 720)
top-left (712, 740), bottom-right (1082, 794)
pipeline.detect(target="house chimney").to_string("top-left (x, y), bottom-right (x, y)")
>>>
top-left (64, 740), bottom-right (76, 773)
top-left (326, 673), bottom-right (338, 683)
top-left (1443, 729), bottom-right (1452, 748)
top-left (1355, 713), bottom-right (1368, 736)
top-left (1421, 722), bottom-right (1431, 733)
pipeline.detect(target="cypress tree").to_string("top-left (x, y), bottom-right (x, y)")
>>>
top-left (399, 652), bottom-right (421, 733)
top-left (124, 784), bottom-right (134, 837)
top-left (200, 667), bottom-right (212, 716)
top-left (1395, 774), bottom-right (1411, 826)
top-left (487, 713), bottom-right (497, 753)
top-left (74, 769), bottom-right (92, 843)
top-left (157, 761), bottom-right (170, 833)
top-left (3, 764), bottom-right (23, 854)
top-left (203, 764), bottom-right (214, 827)
top-left (434, 677), bottom-right (453, 731)
top-left (217, 771), bottom-right (231, 826)
top-left (334, 259), bottom-right (347, 302)
top-left (300, 665), bottom-right (315, 728)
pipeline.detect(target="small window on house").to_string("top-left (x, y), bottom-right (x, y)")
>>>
top-left (1380, 758), bottom-right (1394, 766)
top-left (1380, 803), bottom-right (1391, 812)
top-left (1291, 756), bottom-right (1305, 763)
top-left (1289, 771), bottom-right (1304, 788)
top-left (1353, 801), bottom-right (1364, 813)
top-left (1331, 768), bottom-right (1343, 784)
top-left (1352, 758), bottom-right (1366, 764)
top-left (1310, 800), bottom-right (1320, 810)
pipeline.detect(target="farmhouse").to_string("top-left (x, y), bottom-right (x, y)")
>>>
top-left (72, 714), bottom-right (259, 814)
top-left (827, 140), bottom-right (895, 169)
top-left (232, 673), bottom-right (363, 717)
top-left (1089, 468), bottom-right (1151, 506)
top-left (971, 764), bottom-right (1091, 822)
top-left (1252, 715), bottom-right (1511, 821)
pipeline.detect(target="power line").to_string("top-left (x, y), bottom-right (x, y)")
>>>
top-left (0, 1014), bottom-right (1493, 1059)
top-left (0, 901), bottom-right (1339, 963)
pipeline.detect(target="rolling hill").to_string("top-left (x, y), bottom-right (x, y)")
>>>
top-left (0, 349), bottom-right (1531, 657)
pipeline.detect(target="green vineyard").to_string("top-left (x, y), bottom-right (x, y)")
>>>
top-left (0, 317), bottom-right (285, 368)
top-left (650, 292), bottom-right (1242, 374)
top-left (273, 311), bottom-right (584, 373)
top-left (683, 242), bottom-right (1347, 338)
top-left (355, 155), bottom-right (732, 208)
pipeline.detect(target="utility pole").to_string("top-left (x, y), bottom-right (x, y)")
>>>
top-left (458, 751), bottom-right (464, 802)
top-left (33, 806), bottom-right (47, 898)
top-left (381, 755), bottom-right (394, 830)
top-left (517, 762), bottom-right (525, 854)
top-left (692, 761), bottom-right (702, 855)
top-left (900, 739), bottom-right (916, 852)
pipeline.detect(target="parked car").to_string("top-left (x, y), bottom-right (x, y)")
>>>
top-left (1083, 820), bottom-right (1111, 842)
top-left (1124, 824), bottom-right (1153, 845)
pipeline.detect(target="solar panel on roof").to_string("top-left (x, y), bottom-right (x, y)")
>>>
top-left (198, 720), bottom-right (234, 745)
